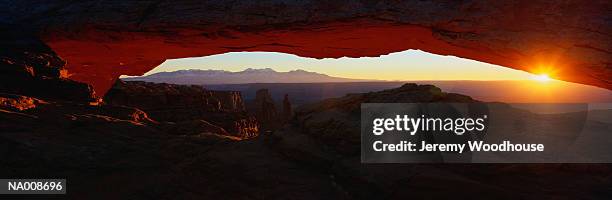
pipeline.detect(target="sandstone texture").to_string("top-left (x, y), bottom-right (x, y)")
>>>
top-left (0, 31), bottom-right (98, 102)
top-left (0, 93), bottom-right (42, 111)
top-left (0, 0), bottom-right (609, 95)
top-left (104, 80), bottom-right (259, 139)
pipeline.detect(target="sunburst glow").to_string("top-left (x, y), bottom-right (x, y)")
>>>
top-left (532, 74), bottom-right (552, 82)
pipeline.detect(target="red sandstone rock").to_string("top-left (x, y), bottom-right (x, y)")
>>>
top-left (0, 32), bottom-right (98, 102)
top-left (0, 1), bottom-right (607, 94)
top-left (0, 93), bottom-right (42, 111)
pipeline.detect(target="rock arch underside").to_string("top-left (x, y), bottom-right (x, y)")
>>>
top-left (1, 0), bottom-right (610, 98)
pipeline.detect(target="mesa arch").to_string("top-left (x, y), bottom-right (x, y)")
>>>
top-left (4, 0), bottom-right (609, 95)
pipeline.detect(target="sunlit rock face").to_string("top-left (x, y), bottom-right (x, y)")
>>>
top-left (1, 0), bottom-right (610, 95)
top-left (0, 31), bottom-right (97, 102)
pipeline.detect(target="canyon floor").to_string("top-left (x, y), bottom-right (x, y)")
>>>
top-left (1, 84), bottom-right (611, 199)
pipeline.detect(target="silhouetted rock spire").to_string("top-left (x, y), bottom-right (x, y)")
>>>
top-left (282, 94), bottom-right (293, 122)
top-left (254, 89), bottom-right (278, 131)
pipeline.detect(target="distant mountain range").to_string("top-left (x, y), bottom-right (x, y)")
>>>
top-left (206, 81), bottom-right (612, 105)
top-left (122, 68), bottom-right (369, 85)
top-left (121, 68), bottom-right (612, 104)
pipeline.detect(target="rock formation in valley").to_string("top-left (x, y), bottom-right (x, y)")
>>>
top-left (104, 80), bottom-right (259, 139)
top-left (282, 94), bottom-right (293, 122)
top-left (283, 83), bottom-right (476, 154)
top-left (268, 83), bottom-right (611, 198)
top-left (253, 89), bottom-right (279, 132)
top-left (248, 90), bottom-right (294, 132)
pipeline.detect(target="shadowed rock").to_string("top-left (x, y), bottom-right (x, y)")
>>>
top-left (0, 83), bottom-right (610, 199)
top-left (0, 30), bottom-right (97, 103)
top-left (282, 94), bottom-right (293, 122)
top-left (289, 83), bottom-right (476, 154)
top-left (104, 80), bottom-right (259, 139)
top-left (254, 89), bottom-right (279, 132)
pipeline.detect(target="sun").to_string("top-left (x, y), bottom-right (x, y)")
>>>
top-left (531, 74), bottom-right (552, 82)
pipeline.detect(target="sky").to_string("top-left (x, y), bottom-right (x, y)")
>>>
top-left (144, 50), bottom-right (537, 81)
